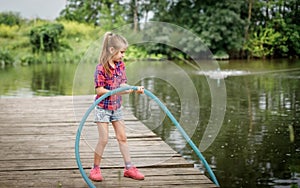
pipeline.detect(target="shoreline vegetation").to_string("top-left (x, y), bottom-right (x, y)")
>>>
top-left (1, 0), bottom-right (300, 67)
top-left (0, 18), bottom-right (168, 67)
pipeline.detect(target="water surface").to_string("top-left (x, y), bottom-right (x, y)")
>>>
top-left (0, 59), bottom-right (299, 188)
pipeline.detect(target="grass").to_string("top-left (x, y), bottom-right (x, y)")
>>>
top-left (0, 20), bottom-right (164, 66)
top-left (0, 20), bottom-right (103, 65)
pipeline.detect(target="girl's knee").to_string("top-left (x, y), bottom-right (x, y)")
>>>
top-left (117, 136), bottom-right (127, 144)
top-left (98, 137), bottom-right (108, 146)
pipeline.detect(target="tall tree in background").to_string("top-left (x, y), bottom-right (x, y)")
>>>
top-left (59, 0), bottom-right (152, 31)
top-left (58, 0), bottom-right (300, 59)
top-left (151, 0), bottom-right (246, 57)
top-left (241, 0), bottom-right (253, 58)
top-left (59, 0), bottom-right (126, 29)
top-left (59, 0), bottom-right (101, 24)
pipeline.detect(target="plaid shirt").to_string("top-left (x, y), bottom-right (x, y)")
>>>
top-left (94, 61), bottom-right (127, 110)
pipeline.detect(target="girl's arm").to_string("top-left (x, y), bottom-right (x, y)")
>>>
top-left (96, 85), bottom-right (133, 96)
top-left (119, 84), bottom-right (134, 95)
top-left (120, 84), bottom-right (144, 95)
top-left (96, 85), bottom-right (144, 96)
top-left (95, 86), bottom-right (110, 96)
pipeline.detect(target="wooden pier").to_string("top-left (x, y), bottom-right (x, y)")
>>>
top-left (0, 96), bottom-right (217, 188)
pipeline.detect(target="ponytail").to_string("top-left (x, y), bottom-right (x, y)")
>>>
top-left (99, 32), bottom-right (128, 76)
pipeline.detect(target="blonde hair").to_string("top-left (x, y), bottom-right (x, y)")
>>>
top-left (99, 32), bottom-right (128, 75)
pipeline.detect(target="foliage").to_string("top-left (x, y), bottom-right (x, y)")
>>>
top-left (1, 0), bottom-right (299, 65)
top-left (150, 0), bottom-right (246, 57)
top-left (0, 11), bottom-right (22, 26)
top-left (125, 45), bottom-right (164, 61)
top-left (245, 27), bottom-right (287, 58)
top-left (29, 23), bottom-right (65, 53)
top-left (19, 52), bottom-right (80, 64)
top-left (59, 0), bottom-right (126, 28)
top-left (59, 20), bottom-right (97, 39)
top-left (59, 0), bottom-right (101, 24)
top-left (0, 24), bottom-right (19, 38)
top-left (286, 25), bottom-right (300, 55)
top-left (97, 2), bottom-right (127, 30)
top-left (0, 19), bottom-right (100, 65)
top-left (270, 17), bottom-right (300, 57)
top-left (150, 0), bottom-right (299, 59)
top-left (248, 0), bottom-right (300, 58)
top-left (57, 0), bottom-right (300, 59)
top-left (20, 55), bottom-right (40, 65)
top-left (0, 50), bottom-right (14, 65)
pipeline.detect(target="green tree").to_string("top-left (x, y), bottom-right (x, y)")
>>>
top-left (151, 0), bottom-right (246, 57)
top-left (58, 0), bottom-right (300, 59)
top-left (275, 0), bottom-right (300, 57)
top-left (0, 11), bottom-right (22, 26)
top-left (59, 0), bottom-right (126, 29)
top-left (59, 0), bottom-right (155, 30)
top-left (59, 0), bottom-right (101, 24)
top-left (248, 0), bottom-right (300, 58)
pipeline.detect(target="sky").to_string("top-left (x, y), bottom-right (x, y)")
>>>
top-left (0, 0), bottom-right (66, 20)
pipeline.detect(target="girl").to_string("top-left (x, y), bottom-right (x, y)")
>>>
top-left (89, 32), bottom-right (145, 182)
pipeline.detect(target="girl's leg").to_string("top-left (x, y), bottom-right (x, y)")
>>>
top-left (89, 122), bottom-right (108, 181)
top-left (94, 122), bottom-right (109, 166)
top-left (112, 120), bottom-right (145, 180)
top-left (112, 120), bottom-right (131, 165)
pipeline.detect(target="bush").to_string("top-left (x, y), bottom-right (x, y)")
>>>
top-left (29, 23), bottom-right (64, 53)
top-left (0, 24), bottom-right (19, 38)
top-left (0, 11), bottom-right (22, 26)
top-left (20, 55), bottom-right (40, 65)
top-left (0, 50), bottom-right (14, 65)
top-left (245, 27), bottom-right (287, 58)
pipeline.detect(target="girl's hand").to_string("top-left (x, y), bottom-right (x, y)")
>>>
top-left (135, 86), bottom-right (144, 94)
top-left (124, 89), bottom-right (133, 94)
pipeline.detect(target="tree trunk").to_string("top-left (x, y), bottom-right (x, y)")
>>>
top-left (133, 0), bottom-right (138, 32)
top-left (243, 0), bottom-right (253, 58)
top-left (265, 0), bottom-right (269, 27)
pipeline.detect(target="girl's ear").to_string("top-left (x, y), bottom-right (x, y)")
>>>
top-left (109, 47), bottom-right (115, 54)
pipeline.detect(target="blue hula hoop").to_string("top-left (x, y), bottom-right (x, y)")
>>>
top-left (75, 86), bottom-right (220, 187)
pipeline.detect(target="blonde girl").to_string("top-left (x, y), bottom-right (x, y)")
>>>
top-left (89, 32), bottom-right (145, 181)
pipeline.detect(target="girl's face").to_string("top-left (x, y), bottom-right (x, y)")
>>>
top-left (112, 48), bottom-right (126, 62)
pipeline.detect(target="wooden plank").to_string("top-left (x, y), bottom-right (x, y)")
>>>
top-left (0, 168), bottom-right (216, 188)
top-left (0, 96), bottom-right (217, 188)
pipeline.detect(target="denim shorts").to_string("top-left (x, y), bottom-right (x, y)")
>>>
top-left (94, 106), bottom-right (123, 123)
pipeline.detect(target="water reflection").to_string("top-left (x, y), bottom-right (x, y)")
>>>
top-left (0, 61), bottom-right (299, 187)
top-left (0, 63), bottom-right (77, 97)
top-left (130, 63), bottom-right (300, 188)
